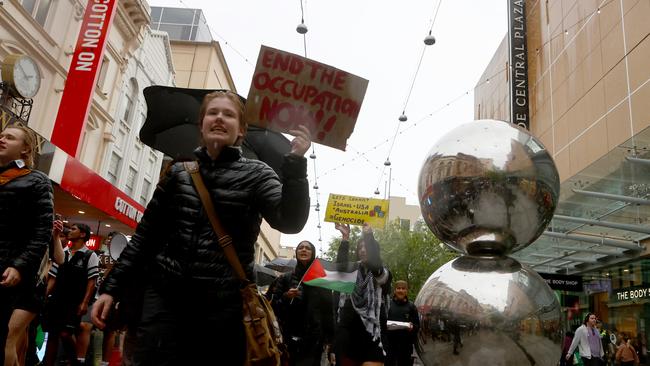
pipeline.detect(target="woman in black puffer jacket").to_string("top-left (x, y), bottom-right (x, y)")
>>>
top-left (92, 90), bottom-right (311, 366)
top-left (0, 123), bottom-right (53, 363)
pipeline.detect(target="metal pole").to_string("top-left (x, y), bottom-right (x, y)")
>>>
top-left (553, 214), bottom-right (650, 234)
top-left (551, 244), bottom-right (625, 256)
top-left (530, 253), bottom-right (601, 264)
top-left (542, 231), bottom-right (643, 251)
top-left (626, 156), bottom-right (650, 166)
top-left (572, 189), bottom-right (650, 206)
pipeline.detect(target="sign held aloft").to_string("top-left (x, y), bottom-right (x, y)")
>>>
top-left (244, 46), bottom-right (369, 151)
top-left (324, 193), bottom-right (389, 228)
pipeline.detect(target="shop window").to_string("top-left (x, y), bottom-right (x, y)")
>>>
top-left (21, 0), bottom-right (51, 27)
top-left (107, 152), bottom-right (122, 185)
top-left (125, 167), bottom-right (137, 196)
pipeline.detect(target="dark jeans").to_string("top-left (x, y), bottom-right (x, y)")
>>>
top-left (132, 285), bottom-right (246, 366)
top-left (581, 357), bottom-right (603, 366)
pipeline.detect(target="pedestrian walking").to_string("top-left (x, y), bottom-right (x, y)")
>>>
top-left (271, 240), bottom-right (335, 366)
top-left (616, 334), bottom-right (639, 366)
top-left (334, 223), bottom-right (390, 366)
top-left (385, 280), bottom-right (419, 366)
top-left (560, 331), bottom-right (575, 366)
top-left (0, 123), bottom-right (54, 365)
top-left (91, 90), bottom-right (311, 365)
top-left (43, 223), bottom-right (99, 366)
top-left (566, 313), bottom-right (605, 366)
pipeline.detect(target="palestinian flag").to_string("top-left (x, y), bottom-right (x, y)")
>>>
top-left (302, 259), bottom-right (358, 294)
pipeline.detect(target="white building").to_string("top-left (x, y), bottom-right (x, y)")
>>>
top-left (100, 27), bottom-right (174, 205)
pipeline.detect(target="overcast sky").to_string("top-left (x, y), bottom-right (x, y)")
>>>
top-left (150, 0), bottom-right (509, 254)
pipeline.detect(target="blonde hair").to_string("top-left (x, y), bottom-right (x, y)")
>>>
top-left (3, 122), bottom-right (37, 168)
top-left (198, 90), bottom-right (247, 146)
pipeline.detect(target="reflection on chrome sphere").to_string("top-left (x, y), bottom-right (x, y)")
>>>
top-left (418, 119), bottom-right (559, 255)
top-left (414, 256), bottom-right (562, 366)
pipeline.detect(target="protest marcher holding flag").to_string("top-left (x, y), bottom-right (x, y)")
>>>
top-left (270, 240), bottom-right (335, 366)
top-left (334, 223), bottom-right (391, 366)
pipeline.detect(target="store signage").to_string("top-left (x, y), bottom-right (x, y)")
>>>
top-left (245, 45), bottom-right (368, 151)
top-left (51, 0), bottom-right (117, 157)
top-left (540, 273), bottom-right (583, 292)
top-left (508, 0), bottom-right (530, 130)
top-left (611, 285), bottom-right (650, 303)
top-left (59, 156), bottom-right (145, 228)
top-left (324, 193), bottom-right (389, 228)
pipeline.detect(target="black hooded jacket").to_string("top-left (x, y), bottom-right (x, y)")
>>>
top-left (0, 165), bottom-right (53, 282)
top-left (100, 147), bottom-right (310, 308)
top-left (271, 242), bottom-right (335, 345)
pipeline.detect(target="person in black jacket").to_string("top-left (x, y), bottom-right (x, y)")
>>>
top-left (335, 223), bottom-right (390, 366)
top-left (386, 280), bottom-right (420, 366)
top-left (0, 123), bottom-right (53, 364)
top-left (91, 90), bottom-right (311, 366)
top-left (271, 240), bottom-right (335, 366)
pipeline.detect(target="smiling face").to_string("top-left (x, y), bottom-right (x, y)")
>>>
top-left (0, 127), bottom-right (28, 166)
top-left (296, 241), bottom-right (314, 265)
top-left (394, 282), bottom-right (408, 301)
top-left (199, 94), bottom-right (245, 158)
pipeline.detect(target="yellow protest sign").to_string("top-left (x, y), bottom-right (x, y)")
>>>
top-left (324, 193), bottom-right (389, 228)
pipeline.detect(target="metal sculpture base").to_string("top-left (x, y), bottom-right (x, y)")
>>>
top-left (415, 256), bottom-right (561, 366)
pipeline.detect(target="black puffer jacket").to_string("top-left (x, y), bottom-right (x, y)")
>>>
top-left (0, 166), bottom-right (53, 282)
top-left (101, 147), bottom-right (310, 306)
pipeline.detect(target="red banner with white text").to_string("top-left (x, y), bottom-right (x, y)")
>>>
top-left (51, 0), bottom-right (117, 157)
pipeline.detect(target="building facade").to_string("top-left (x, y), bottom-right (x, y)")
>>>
top-left (475, 0), bottom-right (650, 353)
top-left (1, 0), bottom-right (172, 238)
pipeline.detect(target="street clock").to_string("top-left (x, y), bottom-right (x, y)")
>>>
top-left (1, 54), bottom-right (42, 99)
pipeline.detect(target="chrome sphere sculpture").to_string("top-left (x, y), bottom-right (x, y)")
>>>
top-left (418, 119), bottom-right (559, 255)
top-left (415, 120), bottom-right (562, 366)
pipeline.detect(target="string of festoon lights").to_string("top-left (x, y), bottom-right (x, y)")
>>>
top-left (371, 0), bottom-right (443, 198)
top-left (294, 0), bottom-right (326, 255)
top-left (319, 66), bottom-right (507, 192)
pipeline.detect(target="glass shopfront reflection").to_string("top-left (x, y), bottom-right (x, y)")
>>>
top-left (558, 259), bottom-right (650, 365)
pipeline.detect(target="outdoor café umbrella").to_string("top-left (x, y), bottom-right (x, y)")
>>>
top-left (140, 86), bottom-right (291, 177)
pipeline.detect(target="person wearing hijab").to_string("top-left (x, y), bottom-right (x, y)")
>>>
top-left (271, 240), bottom-right (335, 366)
top-left (335, 223), bottom-right (390, 366)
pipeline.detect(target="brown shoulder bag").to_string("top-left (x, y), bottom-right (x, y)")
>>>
top-left (184, 161), bottom-right (285, 366)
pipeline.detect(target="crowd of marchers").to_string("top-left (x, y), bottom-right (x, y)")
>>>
top-left (1, 91), bottom-right (421, 366)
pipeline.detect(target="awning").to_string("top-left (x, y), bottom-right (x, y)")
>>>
top-left (514, 126), bottom-right (650, 274)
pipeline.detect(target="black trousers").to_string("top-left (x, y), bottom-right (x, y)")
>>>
top-left (131, 285), bottom-right (246, 366)
top-left (581, 356), bottom-right (603, 366)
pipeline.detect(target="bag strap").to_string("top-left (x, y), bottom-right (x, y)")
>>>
top-left (183, 161), bottom-right (248, 282)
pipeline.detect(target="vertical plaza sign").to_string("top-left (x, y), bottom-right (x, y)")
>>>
top-left (51, 0), bottom-right (117, 157)
top-left (508, 0), bottom-right (530, 130)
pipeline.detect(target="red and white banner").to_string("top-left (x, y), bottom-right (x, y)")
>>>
top-left (60, 156), bottom-right (145, 228)
top-left (51, 0), bottom-right (117, 157)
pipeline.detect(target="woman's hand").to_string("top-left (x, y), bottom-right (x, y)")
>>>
top-left (92, 294), bottom-right (115, 330)
top-left (335, 223), bottom-right (350, 241)
top-left (362, 223), bottom-right (373, 235)
top-left (285, 288), bottom-right (301, 299)
top-left (288, 125), bottom-right (312, 156)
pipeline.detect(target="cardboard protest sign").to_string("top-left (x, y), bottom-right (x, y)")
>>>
top-left (244, 45), bottom-right (369, 151)
top-left (324, 193), bottom-right (389, 228)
